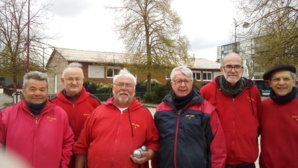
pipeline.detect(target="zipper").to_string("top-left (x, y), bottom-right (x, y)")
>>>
top-left (231, 97), bottom-right (236, 161)
top-left (35, 116), bottom-right (38, 125)
top-left (174, 110), bottom-right (181, 168)
top-left (111, 109), bottom-right (124, 167)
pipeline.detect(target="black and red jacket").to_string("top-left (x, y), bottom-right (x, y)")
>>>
top-left (154, 89), bottom-right (226, 168)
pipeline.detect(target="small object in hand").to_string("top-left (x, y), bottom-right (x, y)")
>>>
top-left (133, 149), bottom-right (142, 158)
top-left (132, 145), bottom-right (147, 158)
top-left (140, 145), bottom-right (147, 151)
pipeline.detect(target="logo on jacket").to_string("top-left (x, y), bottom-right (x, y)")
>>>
top-left (247, 96), bottom-right (255, 102)
top-left (132, 123), bottom-right (140, 129)
top-left (47, 116), bottom-right (57, 122)
top-left (185, 114), bottom-right (195, 119)
top-left (292, 115), bottom-right (298, 121)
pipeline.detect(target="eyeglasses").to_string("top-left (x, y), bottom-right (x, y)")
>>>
top-left (271, 77), bottom-right (293, 83)
top-left (173, 80), bottom-right (192, 85)
top-left (114, 83), bottom-right (134, 89)
top-left (222, 65), bottom-right (243, 71)
top-left (65, 78), bottom-right (83, 83)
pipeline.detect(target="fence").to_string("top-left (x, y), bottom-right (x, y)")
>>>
top-left (93, 92), bottom-right (146, 101)
top-left (3, 87), bottom-right (14, 96)
top-left (4, 90), bottom-right (147, 104)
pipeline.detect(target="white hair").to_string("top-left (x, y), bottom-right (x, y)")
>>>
top-left (62, 62), bottom-right (84, 78)
top-left (113, 68), bottom-right (136, 85)
top-left (170, 66), bottom-right (193, 81)
top-left (23, 71), bottom-right (48, 88)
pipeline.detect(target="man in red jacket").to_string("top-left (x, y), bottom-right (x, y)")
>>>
top-left (200, 53), bottom-right (262, 168)
top-left (260, 65), bottom-right (298, 168)
top-left (73, 68), bottom-right (159, 168)
top-left (51, 62), bottom-right (101, 168)
top-left (0, 71), bottom-right (74, 168)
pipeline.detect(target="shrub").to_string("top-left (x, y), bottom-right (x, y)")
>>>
top-left (142, 80), bottom-right (172, 103)
top-left (83, 81), bottom-right (112, 93)
top-left (143, 92), bottom-right (158, 103)
top-left (137, 79), bottom-right (161, 92)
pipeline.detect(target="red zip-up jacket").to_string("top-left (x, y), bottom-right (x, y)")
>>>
top-left (0, 99), bottom-right (74, 168)
top-left (73, 97), bottom-right (159, 168)
top-left (51, 87), bottom-right (101, 141)
top-left (200, 76), bottom-right (262, 165)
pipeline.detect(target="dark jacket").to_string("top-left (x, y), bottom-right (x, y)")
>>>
top-left (154, 89), bottom-right (226, 168)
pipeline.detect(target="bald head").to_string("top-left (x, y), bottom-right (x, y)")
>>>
top-left (61, 62), bottom-right (85, 97)
top-left (222, 53), bottom-right (243, 66)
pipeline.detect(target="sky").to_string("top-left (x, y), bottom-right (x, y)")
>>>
top-left (44, 0), bottom-right (237, 61)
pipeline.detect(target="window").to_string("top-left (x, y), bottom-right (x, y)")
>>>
top-left (214, 71), bottom-right (221, 78)
top-left (165, 69), bottom-right (172, 80)
top-left (165, 73), bottom-right (170, 80)
top-left (193, 71), bottom-right (201, 81)
top-left (88, 65), bottom-right (104, 78)
top-left (107, 67), bottom-right (120, 78)
top-left (203, 71), bottom-right (212, 81)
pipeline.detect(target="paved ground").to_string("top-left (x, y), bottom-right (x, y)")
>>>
top-left (0, 88), bottom-right (13, 109)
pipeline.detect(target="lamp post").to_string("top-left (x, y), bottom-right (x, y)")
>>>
top-left (42, 47), bottom-right (45, 72)
top-left (26, 0), bottom-right (30, 72)
top-left (234, 18), bottom-right (250, 52)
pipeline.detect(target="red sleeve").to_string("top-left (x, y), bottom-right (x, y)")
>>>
top-left (209, 109), bottom-right (227, 168)
top-left (61, 110), bottom-right (75, 168)
top-left (252, 85), bottom-right (262, 135)
top-left (0, 109), bottom-right (6, 148)
top-left (144, 110), bottom-right (159, 152)
top-left (73, 113), bottom-right (93, 155)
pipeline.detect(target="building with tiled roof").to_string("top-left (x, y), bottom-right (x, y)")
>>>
top-left (46, 47), bottom-right (221, 93)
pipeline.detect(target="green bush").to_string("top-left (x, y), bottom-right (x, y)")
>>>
top-left (137, 79), bottom-right (161, 92)
top-left (83, 81), bottom-right (112, 93)
top-left (142, 80), bottom-right (172, 103)
top-left (143, 92), bottom-right (158, 103)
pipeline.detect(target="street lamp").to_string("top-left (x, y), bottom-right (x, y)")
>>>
top-left (234, 18), bottom-right (250, 52)
top-left (26, 0), bottom-right (30, 72)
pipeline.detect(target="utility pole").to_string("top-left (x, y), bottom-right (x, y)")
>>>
top-left (234, 18), bottom-right (250, 53)
top-left (26, 0), bottom-right (30, 72)
top-left (43, 47), bottom-right (45, 72)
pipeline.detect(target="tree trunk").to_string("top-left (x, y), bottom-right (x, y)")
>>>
top-left (13, 75), bottom-right (17, 92)
top-left (146, 73), bottom-right (151, 93)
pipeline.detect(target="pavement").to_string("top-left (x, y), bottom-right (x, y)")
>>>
top-left (0, 88), bottom-right (13, 109)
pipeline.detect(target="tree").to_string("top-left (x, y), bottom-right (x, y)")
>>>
top-left (109, 0), bottom-right (192, 92)
top-left (234, 0), bottom-right (298, 75)
top-left (0, 0), bottom-right (50, 91)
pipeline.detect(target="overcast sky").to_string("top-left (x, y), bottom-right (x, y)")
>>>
top-left (44, 0), bottom-right (237, 61)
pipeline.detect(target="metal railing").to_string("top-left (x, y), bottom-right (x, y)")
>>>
top-left (3, 88), bottom-right (146, 103)
top-left (94, 92), bottom-right (146, 101)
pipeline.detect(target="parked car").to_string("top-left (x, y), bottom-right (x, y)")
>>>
top-left (253, 79), bottom-right (271, 96)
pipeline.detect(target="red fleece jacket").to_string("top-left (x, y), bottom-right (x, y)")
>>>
top-left (0, 99), bottom-right (74, 168)
top-left (73, 98), bottom-right (159, 168)
top-left (51, 87), bottom-right (101, 140)
top-left (200, 76), bottom-right (262, 165)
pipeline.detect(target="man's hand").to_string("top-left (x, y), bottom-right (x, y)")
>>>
top-left (130, 149), bottom-right (155, 164)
